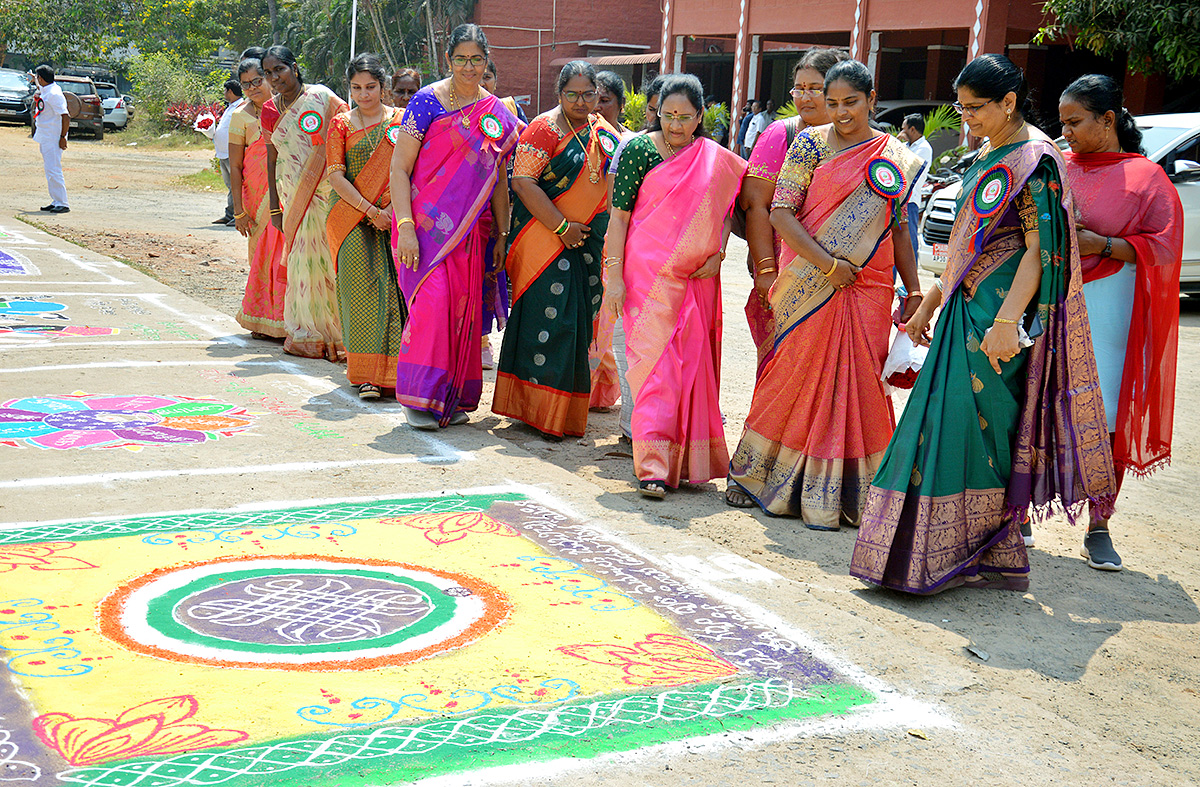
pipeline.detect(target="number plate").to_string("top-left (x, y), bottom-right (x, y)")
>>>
top-left (932, 243), bottom-right (949, 266)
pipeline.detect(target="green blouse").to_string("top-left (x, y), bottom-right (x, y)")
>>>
top-left (611, 134), bottom-right (665, 212)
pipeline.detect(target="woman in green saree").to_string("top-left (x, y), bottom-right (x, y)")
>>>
top-left (850, 55), bottom-right (1117, 595)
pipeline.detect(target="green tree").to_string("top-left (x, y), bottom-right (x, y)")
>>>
top-left (1038, 0), bottom-right (1200, 81)
top-left (0, 0), bottom-right (121, 67)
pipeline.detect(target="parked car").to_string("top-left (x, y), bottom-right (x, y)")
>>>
top-left (0, 68), bottom-right (35, 125)
top-left (918, 113), bottom-right (1200, 293)
top-left (123, 94), bottom-right (135, 120)
top-left (875, 100), bottom-right (959, 161)
top-left (94, 82), bottom-right (128, 129)
top-left (50, 75), bottom-right (104, 139)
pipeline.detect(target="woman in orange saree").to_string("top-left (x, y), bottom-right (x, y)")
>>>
top-left (230, 57), bottom-right (286, 338)
top-left (726, 61), bottom-right (926, 529)
top-left (326, 55), bottom-right (406, 399)
top-left (605, 75), bottom-right (747, 498)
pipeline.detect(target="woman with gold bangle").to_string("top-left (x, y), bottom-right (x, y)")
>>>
top-left (492, 61), bottom-right (618, 439)
top-left (850, 55), bottom-right (1117, 594)
top-left (325, 54), bottom-right (406, 399)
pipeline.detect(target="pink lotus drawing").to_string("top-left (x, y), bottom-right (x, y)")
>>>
top-left (0, 394), bottom-right (255, 450)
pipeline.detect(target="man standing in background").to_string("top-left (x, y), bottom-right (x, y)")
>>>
top-left (33, 65), bottom-right (70, 214)
top-left (743, 100), bottom-right (770, 157)
top-left (736, 101), bottom-right (754, 157)
top-left (900, 113), bottom-right (934, 259)
top-left (212, 79), bottom-right (244, 226)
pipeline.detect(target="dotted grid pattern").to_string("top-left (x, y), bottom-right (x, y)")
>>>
top-left (57, 681), bottom-right (813, 787)
top-left (0, 494), bottom-right (526, 546)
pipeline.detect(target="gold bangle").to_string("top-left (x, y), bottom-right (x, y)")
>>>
top-left (233, 211), bottom-right (246, 219)
top-left (756, 257), bottom-right (775, 268)
top-left (554, 218), bottom-right (570, 236)
top-left (993, 316), bottom-right (1018, 325)
top-left (756, 265), bottom-right (777, 276)
top-left (270, 208), bottom-right (283, 215)
top-left (397, 217), bottom-right (415, 229)
top-left (603, 257), bottom-right (623, 267)
top-left (823, 257), bottom-right (838, 277)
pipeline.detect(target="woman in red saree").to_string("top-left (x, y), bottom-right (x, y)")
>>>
top-left (390, 25), bottom-right (519, 429)
top-left (230, 56), bottom-right (286, 339)
top-left (605, 75), bottom-right (747, 498)
top-left (726, 61), bottom-right (926, 529)
top-left (1059, 74), bottom-right (1185, 571)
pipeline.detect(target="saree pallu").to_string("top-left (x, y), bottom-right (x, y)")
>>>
top-left (729, 133), bottom-right (922, 528)
top-left (494, 127), bottom-right (609, 437)
top-left (588, 265), bottom-right (620, 409)
top-left (1066, 151), bottom-right (1184, 475)
top-left (482, 211), bottom-right (510, 336)
top-left (236, 126), bottom-right (287, 337)
top-left (327, 114), bottom-right (406, 388)
top-left (268, 86), bottom-right (347, 361)
top-left (624, 138), bottom-right (747, 485)
top-left (851, 139), bottom-right (1117, 594)
top-left (394, 95), bottom-right (519, 425)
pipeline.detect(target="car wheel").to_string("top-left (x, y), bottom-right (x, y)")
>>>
top-left (94, 126), bottom-right (104, 141)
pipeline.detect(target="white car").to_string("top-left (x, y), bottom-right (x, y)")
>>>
top-left (95, 82), bottom-right (128, 130)
top-left (918, 113), bottom-right (1200, 292)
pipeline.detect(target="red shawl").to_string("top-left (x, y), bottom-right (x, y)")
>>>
top-left (1064, 150), bottom-right (1184, 475)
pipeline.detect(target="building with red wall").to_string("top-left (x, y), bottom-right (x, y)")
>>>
top-left (473, 0), bottom-right (664, 117)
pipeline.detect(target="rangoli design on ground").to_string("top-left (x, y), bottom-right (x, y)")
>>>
top-left (0, 493), bottom-right (878, 786)
top-left (0, 250), bottom-right (39, 276)
top-left (0, 297), bottom-right (68, 322)
top-left (0, 394), bottom-right (255, 450)
top-left (0, 325), bottom-right (119, 343)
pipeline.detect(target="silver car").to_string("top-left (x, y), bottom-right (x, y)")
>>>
top-left (918, 113), bottom-right (1200, 291)
top-left (95, 82), bottom-right (128, 130)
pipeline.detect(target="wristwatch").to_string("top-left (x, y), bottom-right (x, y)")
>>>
top-left (1101, 236), bottom-right (1113, 258)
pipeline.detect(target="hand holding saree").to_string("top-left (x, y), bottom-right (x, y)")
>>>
top-left (326, 108), bottom-right (407, 389)
top-left (231, 104), bottom-right (287, 338)
top-left (492, 112), bottom-right (616, 437)
top-left (262, 84), bottom-right (349, 361)
top-left (728, 127), bottom-right (924, 528)
top-left (616, 135), bottom-right (747, 486)
top-left (1065, 151), bottom-right (1183, 476)
top-left (392, 87), bottom-right (519, 426)
top-left (850, 137), bottom-right (1117, 594)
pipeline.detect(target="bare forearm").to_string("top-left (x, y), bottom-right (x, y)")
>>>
top-left (512, 177), bottom-right (564, 231)
top-left (390, 170), bottom-right (413, 220)
top-left (771, 208), bottom-right (832, 268)
top-left (997, 234), bottom-right (1043, 323)
top-left (490, 184), bottom-right (509, 236)
top-left (893, 222), bottom-right (922, 295)
top-left (329, 171), bottom-right (368, 210)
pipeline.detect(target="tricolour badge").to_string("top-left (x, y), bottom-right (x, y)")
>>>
top-left (387, 125), bottom-right (401, 145)
top-left (298, 110), bottom-right (324, 137)
top-left (972, 164), bottom-right (1013, 219)
top-left (597, 128), bottom-right (619, 157)
top-left (480, 113), bottom-right (503, 140)
top-left (866, 158), bottom-right (905, 199)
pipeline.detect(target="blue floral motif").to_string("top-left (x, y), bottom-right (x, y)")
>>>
top-left (517, 555), bottom-right (639, 612)
top-left (0, 598), bottom-right (92, 678)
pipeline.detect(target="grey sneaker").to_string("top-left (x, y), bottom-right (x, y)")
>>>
top-left (1081, 530), bottom-right (1123, 571)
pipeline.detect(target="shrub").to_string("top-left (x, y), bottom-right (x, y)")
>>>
top-left (164, 100), bottom-right (224, 131)
top-left (129, 51), bottom-right (222, 132)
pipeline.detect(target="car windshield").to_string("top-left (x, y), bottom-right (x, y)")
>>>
top-left (96, 85), bottom-right (119, 99)
top-left (57, 81), bottom-right (94, 96)
top-left (1138, 125), bottom-right (1190, 158)
top-left (0, 71), bottom-right (29, 91)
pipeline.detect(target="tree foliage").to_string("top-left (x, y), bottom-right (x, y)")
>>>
top-left (1038, 0), bottom-right (1200, 81)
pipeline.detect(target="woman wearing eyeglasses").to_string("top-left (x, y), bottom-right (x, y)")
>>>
top-left (605, 74), bottom-right (747, 499)
top-left (739, 48), bottom-right (849, 376)
top-left (230, 56), bottom-right (287, 340)
top-left (726, 60), bottom-right (925, 526)
top-left (850, 55), bottom-right (1118, 594)
top-left (262, 45), bottom-right (349, 361)
top-left (492, 61), bottom-right (619, 440)
top-left (389, 24), bottom-right (520, 430)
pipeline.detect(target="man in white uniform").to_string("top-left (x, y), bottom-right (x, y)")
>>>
top-left (743, 100), bottom-right (770, 157)
top-left (900, 113), bottom-right (934, 260)
top-left (33, 65), bottom-right (70, 214)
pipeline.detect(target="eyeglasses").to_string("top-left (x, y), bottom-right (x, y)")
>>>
top-left (952, 98), bottom-right (995, 116)
top-left (790, 86), bottom-right (824, 96)
top-left (450, 56), bottom-right (486, 68)
top-left (561, 90), bottom-right (598, 103)
top-left (240, 76), bottom-right (265, 90)
top-left (657, 110), bottom-right (697, 125)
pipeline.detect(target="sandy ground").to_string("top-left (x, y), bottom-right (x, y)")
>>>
top-left (2, 122), bottom-right (1199, 785)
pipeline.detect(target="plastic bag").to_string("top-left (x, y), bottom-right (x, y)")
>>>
top-left (882, 328), bottom-right (928, 389)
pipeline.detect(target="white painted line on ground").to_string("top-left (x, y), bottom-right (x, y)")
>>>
top-left (0, 454), bottom-right (476, 492)
top-left (0, 359), bottom-right (248, 373)
top-left (0, 340), bottom-right (215, 351)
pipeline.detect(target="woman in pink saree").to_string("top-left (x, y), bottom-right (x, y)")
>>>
top-left (390, 25), bottom-right (519, 429)
top-left (606, 75), bottom-right (747, 498)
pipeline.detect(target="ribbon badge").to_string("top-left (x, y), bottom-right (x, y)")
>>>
top-left (597, 128), bottom-right (618, 158)
top-left (973, 164), bottom-right (1013, 219)
top-left (866, 158), bottom-right (905, 199)
top-left (480, 113), bottom-right (503, 141)
top-left (298, 110), bottom-right (325, 143)
top-left (387, 125), bottom-right (401, 145)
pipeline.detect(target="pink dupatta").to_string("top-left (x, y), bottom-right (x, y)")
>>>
top-left (623, 138), bottom-right (747, 485)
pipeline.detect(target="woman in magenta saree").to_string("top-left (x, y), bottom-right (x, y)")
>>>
top-left (605, 75), bottom-right (747, 498)
top-left (850, 56), bottom-right (1117, 594)
top-left (389, 25), bottom-right (518, 429)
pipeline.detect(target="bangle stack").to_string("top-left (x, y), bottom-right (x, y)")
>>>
top-left (554, 218), bottom-right (570, 236)
top-left (603, 256), bottom-right (623, 268)
top-left (270, 208), bottom-right (283, 216)
top-left (755, 256), bottom-right (776, 276)
top-left (233, 210), bottom-right (247, 220)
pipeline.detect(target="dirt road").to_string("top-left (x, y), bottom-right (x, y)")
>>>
top-left (2, 122), bottom-right (1198, 785)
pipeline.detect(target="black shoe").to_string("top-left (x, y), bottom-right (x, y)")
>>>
top-left (213, 216), bottom-right (233, 224)
top-left (1081, 530), bottom-right (1123, 571)
top-left (39, 204), bottom-right (54, 211)
top-left (49, 206), bottom-right (70, 214)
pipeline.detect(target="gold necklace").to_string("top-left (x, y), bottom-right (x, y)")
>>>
top-left (663, 133), bottom-right (693, 158)
top-left (565, 112), bottom-right (600, 184)
top-left (448, 81), bottom-right (482, 129)
top-left (277, 85), bottom-right (302, 116)
top-left (987, 120), bottom-right (1026, 152)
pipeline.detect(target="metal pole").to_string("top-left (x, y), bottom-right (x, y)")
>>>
top-left (348, 0), bottom-right (359, 104)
